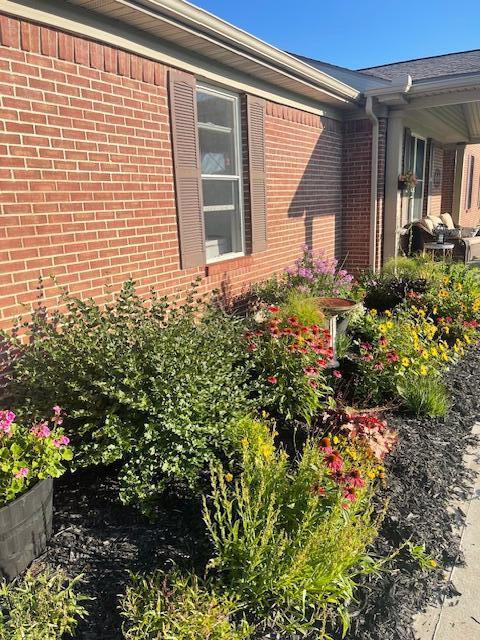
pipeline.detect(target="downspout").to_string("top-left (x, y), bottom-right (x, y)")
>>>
top-left (365, 96), bottom-right (379, 272)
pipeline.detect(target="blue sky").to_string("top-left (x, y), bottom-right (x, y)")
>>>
top-left (192, 0), bottom-right (480, 70)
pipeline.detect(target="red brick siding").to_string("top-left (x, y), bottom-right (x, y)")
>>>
top-left (459, 144), bottom-right (480, 228)
top-left (0, 15), bottom-right (344, 330)
top-left (341, 118), bottom-right (386, 272)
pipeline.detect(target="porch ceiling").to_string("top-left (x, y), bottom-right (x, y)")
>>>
top-left (385, 76), bottom-right (480, 144)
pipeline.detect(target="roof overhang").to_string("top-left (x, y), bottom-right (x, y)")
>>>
top-left (0, 0), bottom-right (361, 111)
top-left (366, 72), bottom-right (480, 144)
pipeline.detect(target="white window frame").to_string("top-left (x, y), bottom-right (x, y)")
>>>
top-left (408, 132), bottom-right (427, 223)
top-left (197, 83), bottom-right (245, 264)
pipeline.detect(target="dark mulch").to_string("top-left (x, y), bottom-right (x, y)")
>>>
top-left (349, 345), bottom-right (480, 640)
top-left (35, 468), bottom-right (209, 640)
top-left (35, 347), bottom-right (480, 640)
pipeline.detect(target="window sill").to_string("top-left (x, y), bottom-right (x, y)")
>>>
top-left (205, 255), bottom-right (253, 276)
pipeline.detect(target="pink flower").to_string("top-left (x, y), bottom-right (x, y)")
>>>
top-left (373, 363), bottom-right (384, 371)
top-left (332, 370), bottom-right (342, 378)
top-left (343, 486), bottom-right (357, 502)
top-left (31, 422), bottom-right (51, 438)
top-left (267, 376), bottom-right (278, 385)
top-left (346, 469), bottom-right (365, 488)
top-left (325, 450), bottom-right (344, 472)
top-left (14, 467), bottom-right (28, 479)
top-left (0, 410), bottom-right (16, 434)
top-left (52, 405), bottom-right (62, 415)
top-left (303, 366), bottom-right (317, 377)
top-left (53, 435), bottom-right (70, 448)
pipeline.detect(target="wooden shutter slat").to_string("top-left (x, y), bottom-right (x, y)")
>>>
top-left (169, 69), bottom-right (205, 269)
top-left (247, 95), bottom-right (267, 253)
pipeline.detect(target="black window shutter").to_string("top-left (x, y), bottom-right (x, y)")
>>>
top-left (169, 69), bottom-right (205, 269)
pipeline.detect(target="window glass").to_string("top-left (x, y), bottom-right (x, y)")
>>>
top-left (197, 86), bottom-right (244, 261)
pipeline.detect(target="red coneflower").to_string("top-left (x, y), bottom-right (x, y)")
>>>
top-left (268, 305), bottom-right (280, 313)
top-left (303, 366), bottom-right (317, 376)
top-left (343, 486), bottom-right (357, 502)
top-left (346, 469), bottom-right (365, 488)
top-left (332, 370), bottom-right (342, 379)
top-left (325, 450), bottom-right (344, 472)
top-left (267, 376), bottom-right (278, 384)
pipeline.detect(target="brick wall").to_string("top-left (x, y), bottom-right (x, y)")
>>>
top-left (459, 143), bottom-right (480, 228)
top-left (341, 118), bottom-right (386, 272)
top-left (0, 15), bottom-right (345, 331)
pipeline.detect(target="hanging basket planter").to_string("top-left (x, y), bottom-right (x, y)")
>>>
top-left (0, 478), bottom-right (53, 581)
top-left (398, 170), bottom-right (418, 199)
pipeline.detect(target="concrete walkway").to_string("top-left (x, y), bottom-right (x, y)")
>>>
top-left (414, 422), bottom-right (480, 640)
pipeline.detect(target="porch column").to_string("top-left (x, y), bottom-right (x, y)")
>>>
top-left (452, 143), bottom-right (466, 223)
top-left (383, 112), bottom-right (404, 260)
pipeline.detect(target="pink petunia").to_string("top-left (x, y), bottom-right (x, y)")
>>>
top-left (14, 467), bottom-right (28, 479)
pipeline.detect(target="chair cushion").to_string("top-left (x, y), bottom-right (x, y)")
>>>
top-left (440, 213), bottom-right (455, 229)
top-left (427, 215), bottom-right (443, 227)
top-left (420, 217), bottom-right (435, 234)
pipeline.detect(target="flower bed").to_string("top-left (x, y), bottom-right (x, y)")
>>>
top-left (1, 252), bottom-right (479, 639)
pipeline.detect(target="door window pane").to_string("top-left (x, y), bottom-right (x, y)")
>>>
top-left (197, 86), bottom-right (244, 261)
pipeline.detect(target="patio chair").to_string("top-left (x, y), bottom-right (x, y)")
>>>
top-left (400, 214), bottom-right (480, 263)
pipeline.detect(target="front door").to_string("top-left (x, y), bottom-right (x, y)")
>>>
top-left (406, 133), bottom-right (427, 221)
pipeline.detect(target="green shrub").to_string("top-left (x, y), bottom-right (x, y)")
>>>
top-left (120, 570), bottom-right (251, 640)
top-left (397, 377), bottom-right (451, 417)
top-left (279, 289), bottom-right (326, 327)
top-left (0, 569), bottom-right (88, 640)
top-left (203, 425), bottom-right (380, 636)
top-left (7, 281), bottom-right (251, 516)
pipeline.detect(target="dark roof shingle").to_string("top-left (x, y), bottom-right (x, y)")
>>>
top-left (359, 49), bottom-right (480, 81)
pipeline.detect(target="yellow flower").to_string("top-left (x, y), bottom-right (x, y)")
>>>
top-left (370, 309), bottom-right (378, 317)
top-left (439, 289), bottom-right (449, 299)
top-left (385, 310), bottom-right (392, 317)
top-left (443, 276), bottom-right (450, 284)
top-left (259, 443), bottom-right (273, 459)
top-left (332, 435), bottom-right (340, 444)
top-left (418, 309), bottom-right (426, 317)
top-left (225, 472), bottom-right (233, 482)
top-left (402, 357), bottom-right (410, 367)
top-left (378, 323), bottom-right (387, 333)
top-left (428, 559), bottom-right (438, 568)
top-left (241, 438), bottom-right (249, 447)
top-left (432, 306), bottom-right (438, 315)
top-left (465, 335), bottom-right (472, 345)
top-left (420, 365), bottom-right (428, 376)
top-left (444, 326), bottom-right (450, 335)
top-left (421, 350), bottom-right (429, 360)
top-left (442, 353), bottom-right (449, 362)
top-left (386, 320), bottom-right (394, 330)
top-left (456, 283), bottom-right (463, 291)
top-left (367, 469), bottom-right (377, 479)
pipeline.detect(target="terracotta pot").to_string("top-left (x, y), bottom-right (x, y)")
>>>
top-left (0, 479), bottom-right (53, 581)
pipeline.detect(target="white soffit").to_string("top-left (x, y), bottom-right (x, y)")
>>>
top-left (64, 0), bottom-right (360, 107)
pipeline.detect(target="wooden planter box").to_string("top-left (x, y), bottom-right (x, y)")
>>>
top-left (0, 479), bottom-right (53, 581)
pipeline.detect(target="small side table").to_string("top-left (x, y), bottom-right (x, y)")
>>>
top-left (423, 242), bottom-right (455, 261)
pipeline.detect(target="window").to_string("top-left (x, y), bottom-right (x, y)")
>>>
top-left (466, 155), bottom-right (475, 210)
top-left (196, 85), bottom-right (244, 262)
top-left (405, 132), bottom-right (427, 222)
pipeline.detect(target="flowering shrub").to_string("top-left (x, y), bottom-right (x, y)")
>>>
top-left (6, 281), bottom-right (251, 517)
top-left (245, 306), bottom-right (333, 423)
top-left (252, 246), bottom-right (355, 307)
top-left (348, 306), bottom-right (455, 405)
top-left (0, 407), bottom-right (72, 507)
top-left (285, 245), bottom-right (354, 298)
top-left (203, 422), bottom-right (380, 636)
